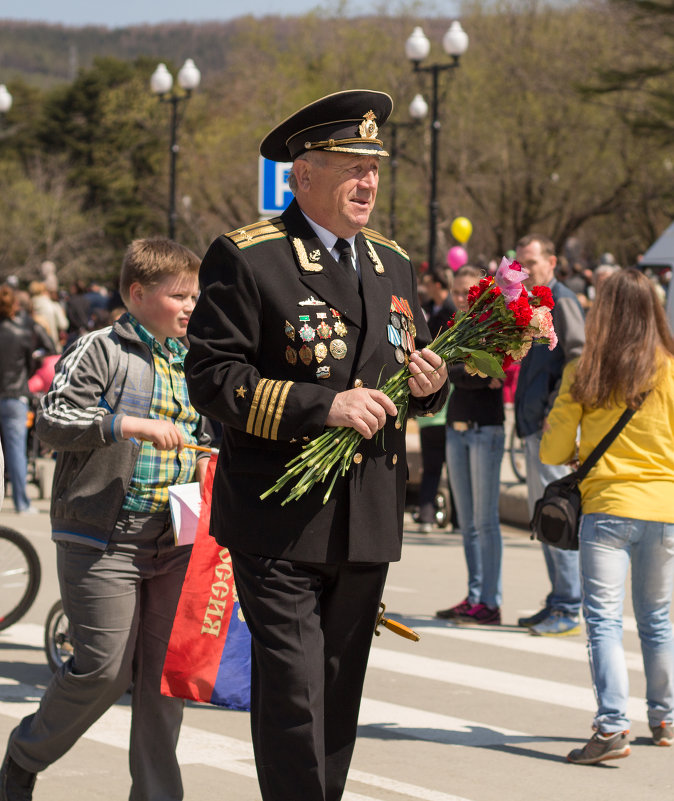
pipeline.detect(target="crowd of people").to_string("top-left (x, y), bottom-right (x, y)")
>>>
top-left (0, 86), bottom-right (672, 801)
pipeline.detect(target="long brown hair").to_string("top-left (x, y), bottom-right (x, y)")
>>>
top-left (572, 268), bottom-right (674, 409)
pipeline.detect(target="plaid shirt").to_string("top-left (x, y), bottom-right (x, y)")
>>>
top-left (123, 316), bottom-right (201, 513)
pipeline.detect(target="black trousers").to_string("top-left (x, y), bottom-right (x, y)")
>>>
top-left (230, 550), bottom-right (388, 801)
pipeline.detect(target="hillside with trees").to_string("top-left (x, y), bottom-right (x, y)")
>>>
top-left (1, 0), bottom-right (673, 284)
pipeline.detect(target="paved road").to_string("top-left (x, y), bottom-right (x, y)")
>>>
top-left (1, 496), bottom-right (671, 801)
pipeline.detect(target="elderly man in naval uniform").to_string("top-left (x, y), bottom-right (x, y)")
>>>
top-left (185, 89), bottom-right (448, 801)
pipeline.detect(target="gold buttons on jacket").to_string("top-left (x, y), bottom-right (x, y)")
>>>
top-left (392, 454), bottom-right (398, 465)
top-left (353, 453), bottom-right (363, 464)
top-left (353, 378), bottom-right (363, 388)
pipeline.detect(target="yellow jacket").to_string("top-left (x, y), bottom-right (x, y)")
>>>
top-left (540, 356), bottom-right (674, 523)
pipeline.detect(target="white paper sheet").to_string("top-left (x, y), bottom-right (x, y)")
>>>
top-left (168, 482), bottom-right (202, 546)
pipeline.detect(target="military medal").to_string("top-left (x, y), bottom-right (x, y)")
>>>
top-left (409, 321), bottom-right (417, 338)
top-left (286, 345), bottom-right (297, 365)
top-left (299, 344), bottom-right (313, 365)
top-left (330, 308), bottom-right (348, 337)
top-left (401, 315), bottom-right (408, 331)
top-left (316, 321), bottom-right (332, 339)
top-left (315, 342), bottom-right (328, 363)
top-left (285, 320), bottom-right (295, 340)
top-left (387, 324), bottom-right (402, 347)
top-left (330, 339), bottom-right (347, 360)
top-left (390, 312), bottom-right (401, 330)
top-left (316, 365), bottom-right (331, 380)
top-left (394, 346), bottom-right (405, 364)
top-left (299, 316), bottom-right (315, 342)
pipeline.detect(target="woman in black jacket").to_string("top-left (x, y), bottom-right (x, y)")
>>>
top-left (436, 266), bottom-right (506, 625)
top-left (0, 284), bottom-right (38, 513)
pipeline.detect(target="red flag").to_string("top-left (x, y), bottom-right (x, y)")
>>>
top-left (161, 453), bottom-right (251, 710)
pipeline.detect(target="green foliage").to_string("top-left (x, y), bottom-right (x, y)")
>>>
top-left (1, 5), bottom-right (674, 285)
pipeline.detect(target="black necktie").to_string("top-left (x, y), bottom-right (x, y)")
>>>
top-left (335, 238), bottom-right (359, 292)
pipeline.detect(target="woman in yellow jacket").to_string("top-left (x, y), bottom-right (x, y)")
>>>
top-left (541, 268), bottom-right (674, 765)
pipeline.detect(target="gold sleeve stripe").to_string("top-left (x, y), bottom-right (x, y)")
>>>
top-left (270, 381), bottom-right (293, 441)
top-left (253, 379), bottom-right (276, 438)
top-left (246, 379), bottom-right (269, 434)
top-left (362, 228), bottom-right (410, 260)
top-left (261, 380), bottom-right (284, 440)
top-left (245, 378), bottom-right (294, 439)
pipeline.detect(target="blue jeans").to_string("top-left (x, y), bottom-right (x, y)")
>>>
top-left (445, 424), bottom-right (505, 608)
top-left (0, 397), bottom-right (31, 512)
top-left (525, 431), bottom-right (581, 615)
top-left (580, 513), bottom-right (674, 733)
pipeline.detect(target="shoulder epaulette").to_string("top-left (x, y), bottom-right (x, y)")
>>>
top-left (227, 218), bottom-right (287, 250)
top-left (362, 227), bottom-right (410, 261)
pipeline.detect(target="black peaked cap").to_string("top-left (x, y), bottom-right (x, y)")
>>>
top-left (260, 89), bottom-right (393, 162)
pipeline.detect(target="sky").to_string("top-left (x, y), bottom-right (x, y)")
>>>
top-left (0, 0), bottom-right (369, 27)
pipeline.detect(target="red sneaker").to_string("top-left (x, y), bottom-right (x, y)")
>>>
top-left (436, 599), bottom-right (474, 620)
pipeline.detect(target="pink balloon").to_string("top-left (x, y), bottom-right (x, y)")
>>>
top-left (447, 246), bottom-right (468, 271)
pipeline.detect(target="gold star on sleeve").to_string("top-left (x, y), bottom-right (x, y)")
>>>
top-left (235, 386), bottom-right (247, 399)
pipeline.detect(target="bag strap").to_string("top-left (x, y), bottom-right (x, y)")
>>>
top-left (573, 394), bottom-right (648, 483)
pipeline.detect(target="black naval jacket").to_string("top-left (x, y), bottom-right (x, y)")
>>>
top-left (186, 200), bottom-right (447, 563)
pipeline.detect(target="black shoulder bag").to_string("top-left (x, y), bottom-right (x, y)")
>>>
top-left (530, 405), bottom-right (641, 550)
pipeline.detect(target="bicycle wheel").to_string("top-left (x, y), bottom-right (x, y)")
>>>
top-left (44, 600), bottom-right (73, 673)
top-left (0, 526), bottom-right (42, 631)
top-left (509, 427), bottom-right (527, 484)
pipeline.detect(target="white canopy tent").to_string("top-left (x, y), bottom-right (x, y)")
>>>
top-left (641, 222), bottom-right (674, 331)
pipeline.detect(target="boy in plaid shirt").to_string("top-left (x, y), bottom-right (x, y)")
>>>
top-left (1, 238), bottom-right (209, 801)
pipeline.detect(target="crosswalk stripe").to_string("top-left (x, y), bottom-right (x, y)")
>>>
top-left (1, 624), bottom-right (649, 724)
top-left (0, 678), bottom-right (475, 801)
top-left (392, 617), bottom-right (644, 671)
top-left (368, 646), bottom-right (647, 723)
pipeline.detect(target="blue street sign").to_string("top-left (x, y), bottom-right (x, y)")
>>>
top-left (258, 156), bottom-right (293, 216)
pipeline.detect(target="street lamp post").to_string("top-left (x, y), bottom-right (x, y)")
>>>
top-left (150, 59), bottom-right (201, 240)
top-left (405, 22), bottom-right (468, 270)
top-left (388, 94), bottom-right (428, 241)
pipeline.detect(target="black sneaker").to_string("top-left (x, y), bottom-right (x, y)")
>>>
top-left (517, 607), bottom-right (550, 628)
top-left (567, 731), bottom-right (630, 765)
top-left (0, 743), bottom-right (36, 801)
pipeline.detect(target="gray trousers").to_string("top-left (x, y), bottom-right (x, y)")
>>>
top-left (9, 510), bottom-right (191, 801)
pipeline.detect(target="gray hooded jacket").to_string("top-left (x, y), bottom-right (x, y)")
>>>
top-left (37, 314), bottom-right (208, 549)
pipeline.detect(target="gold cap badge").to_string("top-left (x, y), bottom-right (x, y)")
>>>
top-left (358, 110), bottom-right (379, 141)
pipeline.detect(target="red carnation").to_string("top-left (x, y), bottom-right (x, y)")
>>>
top-left (467, 277), bottom-right (493, 307)
top-left (532, 285), bottom-right (555, 309)
top-left (502, 354), bottom-right (515, 370)
top-left (508, 295), bottom-right (533, 327)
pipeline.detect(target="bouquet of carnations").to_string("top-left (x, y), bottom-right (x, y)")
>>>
top-left (261, 257), bottom-right (557, 506)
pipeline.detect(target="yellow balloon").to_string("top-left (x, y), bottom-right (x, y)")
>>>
top-left (451, 216), bottom-right (473, 244)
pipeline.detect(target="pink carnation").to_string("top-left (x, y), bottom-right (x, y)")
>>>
top-left (530, 306), bottom-right (558, 350)
top-left (494, 257), bottom-right (529, 305)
